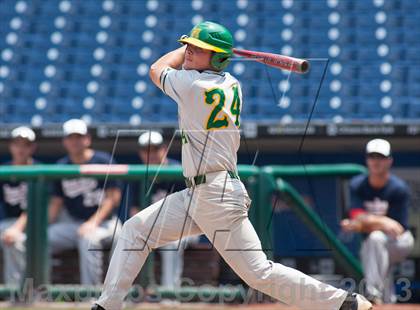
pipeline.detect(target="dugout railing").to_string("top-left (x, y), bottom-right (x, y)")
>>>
top-left (0, 164), bottom-right (259, 301)
top-left (0, 164), bottom-right (365, 301)
top-left (259, 164), bottom-right (367, 281)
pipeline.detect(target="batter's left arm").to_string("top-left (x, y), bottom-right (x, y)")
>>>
top-left (149, 46), bottom-right (186, 88)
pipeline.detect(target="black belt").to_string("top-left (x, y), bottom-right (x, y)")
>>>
top-left (185, 170), bottom-right (239, 188)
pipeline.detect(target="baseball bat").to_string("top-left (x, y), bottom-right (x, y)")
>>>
top-left (232, 48), bottom-right (310, 74)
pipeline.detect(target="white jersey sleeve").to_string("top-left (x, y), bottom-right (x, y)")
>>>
top-left (160, 67), bottom-right (198, 104)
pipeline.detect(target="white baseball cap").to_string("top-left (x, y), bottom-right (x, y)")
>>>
top-left (11, 126), bottom-right (36, 142)
top-left (138, 131), bottom-right (163, 147)
top-left (63, 119), bottom-right (88, 136)
top-left (366, 138), bottom-right (391, 157)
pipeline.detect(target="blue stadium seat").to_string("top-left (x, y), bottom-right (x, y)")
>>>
top-left (405, 100), bottom-right (420, 119)
top-left (406, 47), bottom-right (420, 61)
top-left (0, 0), bottom-right (418, 124)
top-left (339, 47), bottom-right (357, 61)
top-left (404, 27), bottom-right (420, 44)
top-left (384, 14), bottom-right (403, 28)
top-left (403, 15), bottom-right (420, 29)
top-left (353, 1), bottom-right (375, 10)
top-left (262, 1), bottom-right (283, 11)
top-left (385, 29), bottom-right (406, 44)
top-left (263, 18), bottom-right (283, 30)
top-left (408, 68), bottom-right (420, 82)
top-left (241, 1), bottom-right (264, 13)
top-left (359, 66), bottom-right (382, 82)
top-left (390, 84), bottom-right (409, 97)
top-left (388, 46), bottom-right (406, 61)
top-left (356, 99), bottom-right (396, 119)
top-left (400, 1), bottom-right (420, 11)
top-left (338, 16), bottom-right (355, 28)
top-left (312, 99), bottom-right (354, 119)
top-left (383, 0), bottom-right (401, 10)
top-left (255, 99), bottom-right (289, 120)
top-left (359, 84), bottom-right (381, 98)
top-left (341, 84), bottom-right (359, 98)
top-left (357, 46), bottom-right (378, 60)
top-left (10, 98), bottom-right (38, 116)
top-left (409, 85), bottom-right (420, 98)
top-left (241, 98), bottom-right (258, 118)
top-left (308, 1), bottom-right (328, 11)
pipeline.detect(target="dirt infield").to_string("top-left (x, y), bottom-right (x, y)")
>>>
top-left (3, 302), bottom-right (420, 310)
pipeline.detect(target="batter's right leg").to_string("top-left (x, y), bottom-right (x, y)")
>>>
top-left (195, 213), bottom-right (349, 309)
top-left (95, 190), bottom-right (202, 310)
top-left (188, 176), bottom-right (370, 310)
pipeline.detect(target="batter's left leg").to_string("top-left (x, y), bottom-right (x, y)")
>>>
top-left (96, 190), bottom-right (202, 310)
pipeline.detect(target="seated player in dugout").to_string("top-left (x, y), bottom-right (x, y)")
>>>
top-left (0, 127), bottom-right (38, 285)
top-left (48, 119), bottom-right (122, 285)
top-left (341, 138), bottom-right (414, 304)
top-left (131, 130), bottom-right (199, 288)
top-left (93, 21), bottom-right (372, 310)
top-left (130, 131), bottom-right (180, 217)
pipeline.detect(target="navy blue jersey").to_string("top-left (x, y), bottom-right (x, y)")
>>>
top-left (349, 174), bottom-right (410, 230)
top-left (0, 160), bottom-right (40, 219)
top-left (53, 151), bottom-right (122, 221)
top-left (130, 158), bottom-right (182, 208)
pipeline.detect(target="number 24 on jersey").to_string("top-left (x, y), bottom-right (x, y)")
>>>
top-left (204, 84), bottom-right (241, 130)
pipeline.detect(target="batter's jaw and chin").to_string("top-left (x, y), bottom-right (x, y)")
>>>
top-left (183, 62), bottom-right (192, 70)
top-left (183, 58), bottom-right (202, 71)
top-left (181, 57), bottom-right (194, 70)
top-left (183, 52), bottom-right (215, 71)
top-left (183, 62), bottom-right (217, 72)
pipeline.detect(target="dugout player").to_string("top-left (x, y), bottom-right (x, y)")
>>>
top-left (48, 119), bottom-right (122, 285)
top-left (341, 139), bottom-right (414, 304)
top-left (132, 131), bottom-right (198, 288)
top-left (0, 127), bottom-right (37, 285)
top-left (93, 22), bottom-right (372, 310)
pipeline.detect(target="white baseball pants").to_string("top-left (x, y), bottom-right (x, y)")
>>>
top-left (97, 171), bottom-right (347, 309)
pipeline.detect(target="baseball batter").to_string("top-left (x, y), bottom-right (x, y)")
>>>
top-left (93, 22), bottom-right (372, 310)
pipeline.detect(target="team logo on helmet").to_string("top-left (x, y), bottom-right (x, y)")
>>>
top-left (191, 27), bottom-right (201, 39)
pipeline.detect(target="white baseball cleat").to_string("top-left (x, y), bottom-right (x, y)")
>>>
top-left (339, 293), bottom-right (373, 310)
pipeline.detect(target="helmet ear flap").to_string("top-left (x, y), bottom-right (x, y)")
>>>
top-left (211, 53), bottom-right (231, 71)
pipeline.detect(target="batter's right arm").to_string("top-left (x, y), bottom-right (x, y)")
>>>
top-left (149, 46), bottom-right (186, 88)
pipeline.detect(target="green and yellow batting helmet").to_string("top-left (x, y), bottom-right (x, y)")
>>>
top-left (178, 21), bottom-right (233, 71)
